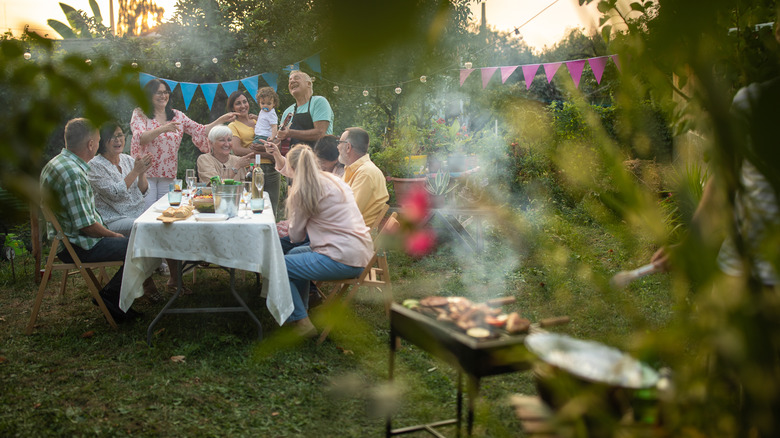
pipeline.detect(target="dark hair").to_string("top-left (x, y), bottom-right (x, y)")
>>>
top-left (313, 135), bottom-right (340, 161)
top-left (345, 127), bottom-right (369, 154)
top-left (64, 118), bottom-right (95, 151)
top-left (226, 90), bottom-right (248, 113)
top-left (143, 79), bottom-right (174, 121)
top-left (256, 87), bottom-right (279, 108)
top-left (98, 122), bottom-right (123, 155)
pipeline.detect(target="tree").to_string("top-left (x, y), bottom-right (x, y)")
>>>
top-left (47, 1), bottom-right (111, 39)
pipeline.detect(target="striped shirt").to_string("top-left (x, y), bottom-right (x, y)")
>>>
top-left (40, 148), bottom-right (104, 250)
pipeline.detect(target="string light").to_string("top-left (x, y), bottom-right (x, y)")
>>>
top-left (175, 61), bottom-right (181, 68)
top-left (311, 76), bottom-right (316, 82)
top-left (333, 85), bottom-right (339, 92)
top-left (131, 62), bottom-right (138, 68)
top-left (362, 90), bottom-right (369, 97)
top-left (420, 75), bottom-right (427, 83)
top-left (394, 87), bottom-right (402, 94)
top-left (464, 61), bottom-right (472, 69)
top-left (23, 51), bottom-right (31, 60)
top-left (85, 58), bottom-right (92, 65)
top-left (212, 57), bottom-right (218, 64)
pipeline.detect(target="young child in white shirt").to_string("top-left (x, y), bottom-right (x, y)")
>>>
top-left (253, 86), bottom-right (279, 142)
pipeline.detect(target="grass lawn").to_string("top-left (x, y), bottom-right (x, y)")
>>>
top-left (0, 205), bottom-right (673, 437)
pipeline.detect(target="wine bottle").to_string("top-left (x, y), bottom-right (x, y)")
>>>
top-left (245, 163), bottom-right (254, 183)
top-left (252, 164), bottom-right (264, 199)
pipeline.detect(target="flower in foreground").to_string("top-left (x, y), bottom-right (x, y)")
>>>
top-left (405, 230), bottom-right (436, 258)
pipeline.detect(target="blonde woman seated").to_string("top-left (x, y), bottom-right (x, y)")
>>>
top-left (197, 125), bottom-right (253, 183)
top-left (276, 144), bottom-right (373, 337)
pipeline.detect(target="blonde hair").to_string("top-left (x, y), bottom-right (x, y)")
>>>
top-left (285, 144), bottom-right (324, 220)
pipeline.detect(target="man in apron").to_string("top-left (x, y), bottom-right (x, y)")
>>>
top-left (276, 71), bottom-right (334, 149)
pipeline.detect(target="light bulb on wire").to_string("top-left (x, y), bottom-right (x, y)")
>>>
top-left (23, 51), bottom-right (31, 60)
top-left (175, 61), bottom-right (182, 68)
top-left (362, 90), bottom-right (369, 97)
top-left (394, 87), bottom-right (402, 94)
top-left (333, 85), bottom-right (339, 92)
top-left (420, 75), bottom-right (427, 83)
top-left (212, 57), bottom-right (218, 64)
top-left (464, 62), bottom-right (472, 69)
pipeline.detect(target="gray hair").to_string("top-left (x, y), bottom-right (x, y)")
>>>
top-left (208, 125), bottom-right (233, 144)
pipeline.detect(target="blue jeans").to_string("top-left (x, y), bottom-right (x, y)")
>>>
top-left (285, 246), bottom-right (364, 322)
top-left (57, 236), bottom-right (128, 306)
top-left (280, 235), bottom-right (310, 254)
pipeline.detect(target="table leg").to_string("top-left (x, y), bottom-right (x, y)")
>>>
top-left (147, 260), bottom-right (185, 345)
top-left (456, 372), bottom-right (463, 438)
top-left (467, 376), bottom-right (480, 436)
top-left (228, 269), bottom-right (263, 340)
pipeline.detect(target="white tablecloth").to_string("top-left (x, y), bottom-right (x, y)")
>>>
top-left (119, 194), bottom-right (293, 325)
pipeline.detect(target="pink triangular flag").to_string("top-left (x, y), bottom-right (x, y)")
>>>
top-left (588, 56), bottom-right (608, 84)
top-left (460, 69), bottom-right (475, 86)
top-left (481, 67), bottom-right (498, 88)
top-left (500, 66), bottom-right (518, 83)
top-left (543, 62), bottom-right (562, 83)
top-left (610, 54), bottom-right (621, 72)
top-left (521, 64), bottom-right (540, 90)
top-left (565, 60), bottom-right (586, 88)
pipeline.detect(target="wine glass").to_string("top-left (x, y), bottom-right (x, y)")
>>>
top-left (185, 169), bottom-right (196, 195)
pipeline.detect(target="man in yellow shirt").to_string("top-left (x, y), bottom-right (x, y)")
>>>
top-left (337, 127), bottom-right (389, 227)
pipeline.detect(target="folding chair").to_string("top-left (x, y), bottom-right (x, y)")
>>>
top-left (26, 206), bottom-right (122, 334)
top-left (315, 212), bottom-right (399, 343)
top-left (369, 203), bottom-right (390, 233)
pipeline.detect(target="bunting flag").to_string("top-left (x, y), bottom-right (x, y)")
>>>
top-left (139, 72), bottom-right (155, 88)
top-left (180, 82), bottom-right (199, 110)
top-left (162, 79), bottom-right (179, 93)
top-left (543, 62), bottom-right (561, 83)
top-left (565, 60), bottom-right (586, 88)
top-left (500, 66), bottom-right (518, 83)
top-left (459, 54), bottom-right (620, 89)
top-left (261, 72), bottom-right (278, 92)
top-left (221, 80), bottom-right (239, 97)
top-left (610, 54), bottom-right (621, 72)
top-left (588, 56), bottom-right (608, 84)
top-left (304, 54), bottom-right (321, 73)
top-left (522, 64), bottom-right (540, 90)
top-left (460, 68), bottom-right (475, 86)
top-left (283, 63), bottom-right (300, 73)
top-left (200, 83), bottom-right (219, 110)
top-left (241, 75), bottom-right (259, 101)
top-left (481, 67), bottom-right (498, 89)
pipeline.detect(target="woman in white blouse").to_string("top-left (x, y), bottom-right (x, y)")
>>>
top-left (88, 122), bottom-right (161, 300)
top-left (88, 122), bottom-right (152, 237)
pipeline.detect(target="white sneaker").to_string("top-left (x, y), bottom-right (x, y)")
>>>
top-left (156, 260), bottom-right (170, 276)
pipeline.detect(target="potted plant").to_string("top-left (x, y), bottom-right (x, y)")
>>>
top-left (425, 169), bottom-right (459, 208)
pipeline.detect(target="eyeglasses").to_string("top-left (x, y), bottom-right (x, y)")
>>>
top-left (337, 140), bottom-right (350, 145)
top-left (154, 90), bottom-right (170, 96)
top-left (111, 134), bottom-right (125, 141)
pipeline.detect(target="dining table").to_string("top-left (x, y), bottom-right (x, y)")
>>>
top-left (119, 192), bottom-right (293, 344)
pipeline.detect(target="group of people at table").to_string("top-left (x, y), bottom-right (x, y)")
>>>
top-left (40, 70), bottom-right (389, 338)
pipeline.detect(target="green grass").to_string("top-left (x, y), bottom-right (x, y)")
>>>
top-left (0, 206), bottom-right (673, 437)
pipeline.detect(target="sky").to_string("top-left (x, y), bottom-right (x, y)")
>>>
top-left (1, 0), bottom-right (600, 51)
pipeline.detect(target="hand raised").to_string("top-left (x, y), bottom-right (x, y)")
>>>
top-left (218, 112), bottom-right (240, 124)
top-left (163, 121), bottom-right (181, 133)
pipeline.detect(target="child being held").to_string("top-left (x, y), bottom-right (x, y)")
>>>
top-left (253, 86), bottom-right (279, 142)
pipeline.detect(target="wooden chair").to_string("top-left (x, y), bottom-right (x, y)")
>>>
top-left (314, 212), bottom-right (399, 343)
top-left (369, 203), bottom-right (390, 233)
top-left (26, 206), bottom-right (122, 334)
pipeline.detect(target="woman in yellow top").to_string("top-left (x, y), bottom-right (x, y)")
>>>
top-left (226, 90), bottom-right (281, 217)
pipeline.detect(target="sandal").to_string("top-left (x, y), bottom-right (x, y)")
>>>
top-left (166, 284), bottom-right (194, 295)
top-left (144, 286), bottom-right (165, 303)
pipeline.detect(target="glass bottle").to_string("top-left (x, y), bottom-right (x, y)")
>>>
top-left (252, 155), bottom-right (264, 198)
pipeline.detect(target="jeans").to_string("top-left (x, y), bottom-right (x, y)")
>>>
top-left (285, 245), bottom-right (364, 322)
top-left (57, 236), bottom-right (128, 306)
top-left (280, 235), bottom-right (310, 254)
top-left (105, 217), bottom-right (136, 237)
top-left (261, 163), bottom-right (281, 220)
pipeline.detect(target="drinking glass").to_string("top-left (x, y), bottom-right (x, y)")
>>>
top-left (185, 169), bottom-right (196, 194)
top-left (242, 181), bottom-right (252, 205)
top-left (168, 183), bottom-right (183, 206)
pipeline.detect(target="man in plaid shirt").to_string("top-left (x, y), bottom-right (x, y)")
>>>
top-left (40, 118), bottom-right (142, 322)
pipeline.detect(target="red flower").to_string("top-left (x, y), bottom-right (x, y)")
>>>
top-left (401, 187), bottom-right (430, 224)
top-left (405, 230), bottom-right (436, 258)
top-left (436, 118), bottom-right (445, 124)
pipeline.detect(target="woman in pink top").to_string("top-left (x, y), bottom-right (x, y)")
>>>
top-left (280, 144), bottom-right (373, 337)
top-left (131, 79), bottom-right (238, 209)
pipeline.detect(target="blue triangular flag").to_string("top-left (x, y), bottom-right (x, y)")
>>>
top-left (221, 80), bottom-right (239, 97)
top-left (241, 75), bottom-right (259, 103)
top-left (139, 72), bottom-right (156, 87)
top-left (180, 82), bottom-right (199, 110)
top-left (282, 63), bottom-right (300, 73)
top-left (260, 73), bottom-right (278, 92)
top-left (200, 83), bottom-right (219, 110)
top-left (303, 54), bottom-right (321, 73)
top-left (162, 79), bottom-right (179, 94)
